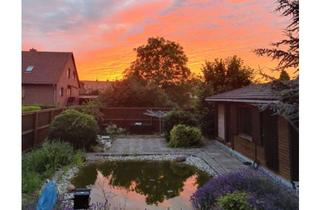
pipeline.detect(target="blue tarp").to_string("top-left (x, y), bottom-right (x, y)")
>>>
top-left (36, 180), bottom-right (58, 210)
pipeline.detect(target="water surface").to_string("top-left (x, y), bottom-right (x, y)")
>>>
top-left (71, 160), bottom-right (210, 210)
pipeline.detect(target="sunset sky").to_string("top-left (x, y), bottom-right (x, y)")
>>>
top-left (22, 0), bottom-right (291, 81)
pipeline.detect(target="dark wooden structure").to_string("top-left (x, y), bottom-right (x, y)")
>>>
top-left (101, 107), bottom-right (172, 134)
top-left (22, 107), bottom-right (65, 151)
top-left (206, 83), bottom-right (299, 181)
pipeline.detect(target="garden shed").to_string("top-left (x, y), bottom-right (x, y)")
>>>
top-left (206, 83), bottom-right (299, 181)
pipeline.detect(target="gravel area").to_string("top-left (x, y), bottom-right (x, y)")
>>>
top-left (88, 154), bottom-right (217, 176)
top-left (53, 166), bottom-right (80, 194)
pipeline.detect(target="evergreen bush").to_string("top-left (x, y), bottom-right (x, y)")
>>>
top-left (169, 124), bottom-right (202, 147)
top-left (163, 110), bottom-right (197, 141)
top-left (48, 109), bottom-right (98, 149)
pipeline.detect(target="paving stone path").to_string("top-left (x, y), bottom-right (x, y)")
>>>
top-left (87, 136), bottom-right (246, 176)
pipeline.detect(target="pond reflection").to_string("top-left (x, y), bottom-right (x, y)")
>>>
top-left (71, 160), bottom-right (210, 209)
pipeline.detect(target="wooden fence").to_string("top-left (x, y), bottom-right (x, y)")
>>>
top-left (101, 107), bottom-right (172, 134)
top-left (22, 107), bottom-right (172, 151)
top-left (22, 107), bottom-right (65, 151)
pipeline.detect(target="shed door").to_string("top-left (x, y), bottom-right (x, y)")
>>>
top-left (218, 104), bottom-right (225, 140)
top-left (262, 110), bottom-right (279, 172)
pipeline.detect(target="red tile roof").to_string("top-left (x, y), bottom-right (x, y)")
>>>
top-left (22, 50), bottom-right (75, 85)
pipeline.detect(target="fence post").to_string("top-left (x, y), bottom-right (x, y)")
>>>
top-left (33, 111), bottom-right (39, 147)
top-left (49, 110), bottom-right (53, 123)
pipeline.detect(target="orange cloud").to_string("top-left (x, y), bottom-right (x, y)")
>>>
top-left (22, 0), bottom-right (293, 81)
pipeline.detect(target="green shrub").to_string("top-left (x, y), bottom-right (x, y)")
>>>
top-left (169, 124), bottom-right (202, 147)
top-left (163, 110), bottom-right (197, 141)
top-left (22, 105), bottom-right (41, 112)
top-left (77, 100), bottom-right (104, 127)
top-left (217, 192), bottom-right (253, 210)
top-left (22, 141), bottom-right (85, 194)
top-left (22, 171), bottom-right (42, 194)
top-left (73, 150), bottom-right (86, 166)
top-left (48, 109), bottom-right (99, 149)
top-left (105, 123), bottom-right (126, 137)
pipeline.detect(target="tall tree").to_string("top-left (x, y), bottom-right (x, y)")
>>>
top-left (259, 79), bottom-right (299, 131)
top-left (196, 56), bottom-right (254, 137)
top-left (98, 76), bottom-right (172, 107)
top-left (202, 56), bottom-right (253, 93)
top-left (254, 1), bottom-right (299, 131)
top-left (125, 37), bottom-right (191, 87)
top-left (255, 0), bottom-right (299, 72)
top-left (125, 37), bottom-right (193, 108)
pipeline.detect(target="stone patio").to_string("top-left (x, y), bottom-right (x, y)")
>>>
top-left (87, 136), bottom-right (247, 176)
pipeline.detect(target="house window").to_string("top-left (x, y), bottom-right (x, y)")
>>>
top-left (67, 68), bottom-right (71, 78)
top-left (25, 65), bottom-right (34, 73)
top-left (238, 107), bottom-right (252, 137)
top-left (60, 87), bottom-right (64, 96)
top-left (67, 87), bottom-right (71, 97)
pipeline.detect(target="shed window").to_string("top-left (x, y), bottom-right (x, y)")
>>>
top-left (238, 107), bottom-right (252, 137)
top-left (67, 68), bottom-right (71, 78)
top-left (60, 87), bottom-right (64, 97)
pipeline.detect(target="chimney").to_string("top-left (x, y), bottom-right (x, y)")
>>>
top-left (29, 48), bottom-right (37, 52)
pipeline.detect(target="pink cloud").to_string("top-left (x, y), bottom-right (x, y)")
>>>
top-left (22, 0), bottom-right (290, 80)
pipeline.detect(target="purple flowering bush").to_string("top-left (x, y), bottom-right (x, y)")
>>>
top-left (191, 169), bottom-right (298, 210)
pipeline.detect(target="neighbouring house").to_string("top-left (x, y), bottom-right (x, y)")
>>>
top-left (22, 49), bottom-right (80, 106)
top-left (79, 80), bottom-right (114, 95)
top-left (206, 83), bottom-right (299, 182)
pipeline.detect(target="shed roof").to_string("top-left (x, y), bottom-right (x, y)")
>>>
top-left (22, 50), bottom-right (76, 85)
top-left (205, 83), bottom-right (280, 103)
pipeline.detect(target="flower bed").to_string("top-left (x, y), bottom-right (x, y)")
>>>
top-left (191, 169), bottom-right (298, 210)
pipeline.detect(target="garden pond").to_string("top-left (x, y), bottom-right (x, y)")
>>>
top-left (71, 160), bottom-right (211, 210)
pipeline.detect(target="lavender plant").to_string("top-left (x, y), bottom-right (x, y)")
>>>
top-left (191, 169), bottom-right (298, 210)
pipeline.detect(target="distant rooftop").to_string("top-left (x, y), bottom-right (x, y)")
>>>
top-left (205, 83), bottom-right (280, 103)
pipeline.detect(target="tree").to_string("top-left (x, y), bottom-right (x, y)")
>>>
top-left (278, 70), bottom-right (290, 80)
top-left (125, 37), bottom-right (191, 87)
top-left (259, 79), bottom-right (299, 131)
top-left (202, 59), bottom-right (227, 92)
top-left (254, 1), bottom-right (299, 131)
top-left (195, 56), bottom-right (254, 137)
top-left (98, 75), bottom-right (172, 107)
top-left (124, 37), bottom-right (194, 107)
top-left (202, 56), bottom-right (253, 93)
top-left (255, 0), bottom-right (299, 72)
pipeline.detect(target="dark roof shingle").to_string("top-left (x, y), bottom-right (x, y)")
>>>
top-left (205, 83), bottom-right (280, 103)
top-left (22, 50), bottom-right (73, 84)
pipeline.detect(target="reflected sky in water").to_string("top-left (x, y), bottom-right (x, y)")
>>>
top-left (71, 160), bottom-right (210, 210)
